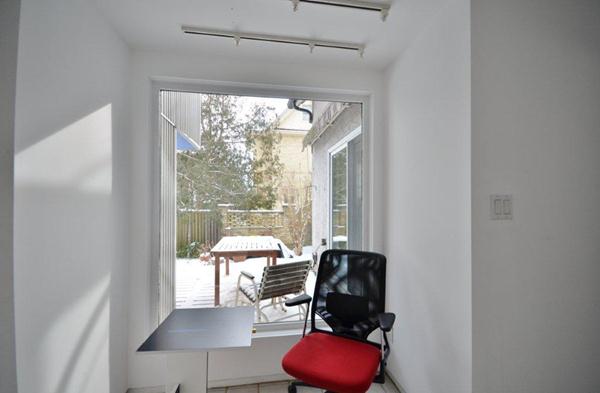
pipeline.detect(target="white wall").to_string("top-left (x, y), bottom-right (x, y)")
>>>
top-left (127, 50), bottom-right (385, 389)
top-left (471, 1), bottom-right (600, 392)
top-left (13, 0), bottom-right (131, 392)
top-left (0, 1), bottom-right (20, 392)
top-left (383, 0), bottom-right (471, 392)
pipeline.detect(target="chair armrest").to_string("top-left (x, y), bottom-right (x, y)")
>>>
top-left (240, 271), bottom-right (255, 280)
top-left (285, 294), bottom-right (312, 307)
top-left (378, 312), bottom-right (396, 332)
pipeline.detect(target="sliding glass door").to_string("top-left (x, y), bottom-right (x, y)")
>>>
top-left (330, 146), bottom-right (348, 249)
top-left (329, 129), bottom-right (362, 250)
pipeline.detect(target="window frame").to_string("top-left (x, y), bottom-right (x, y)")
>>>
top-left (149, 79), bottom-right (374, 334)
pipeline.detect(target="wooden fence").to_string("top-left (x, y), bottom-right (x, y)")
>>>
top-left (177, 208), bottom-right (310, 257)
top-left (176, 210), bottom-right (222, 256)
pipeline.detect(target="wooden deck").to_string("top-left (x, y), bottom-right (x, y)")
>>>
top-left (176, 256), bottom-right (316, 322)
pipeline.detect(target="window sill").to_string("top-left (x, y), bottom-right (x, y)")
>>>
top-left (252, 327), bottom-right (303, 339)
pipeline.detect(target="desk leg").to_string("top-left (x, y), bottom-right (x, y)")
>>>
top-left (163, 355), bottom-right (179, 393)
top-left (214, 254), bottom-right (220, 306)
top-left (206, 351), bottom-right (210, 393)
top-left (272, 252), bottom-right (277, 266)
top-left (225, 257), bottom-right (229, 276)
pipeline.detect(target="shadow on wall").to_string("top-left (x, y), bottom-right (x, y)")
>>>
top-left (14, 104), bottom-right (128, 393)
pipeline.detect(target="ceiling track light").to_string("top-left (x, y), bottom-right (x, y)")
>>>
top-left (290, 0), bottom-right (390, 21)
top-left (181, 26), bottom-right (365, 57)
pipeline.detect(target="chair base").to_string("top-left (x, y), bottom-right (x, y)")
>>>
top-left (288, 372), bottom-right (385, 393)
top-left (287, 380), bottom-right (298, 393)
top-left (373, 370), bottom-right (386, 384)
top-left (288, 380), bottom-right (315, 393)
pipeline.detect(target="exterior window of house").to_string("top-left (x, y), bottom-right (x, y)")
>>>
top-left (331, 147), bottom-right (348, 249)
top-left (329, 129), bottom-right (362, 250)
top-left (157, 90), bottom-right (363, 327)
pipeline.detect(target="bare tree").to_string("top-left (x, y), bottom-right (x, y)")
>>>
top-left (282, 176), bottom-right (312, 255)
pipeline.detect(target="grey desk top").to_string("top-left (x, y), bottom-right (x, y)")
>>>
top-left (137, 307), bottom-right (254, 353)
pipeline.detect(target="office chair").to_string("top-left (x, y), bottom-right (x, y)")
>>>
top-left (282, 250), bottom-right (395, 393)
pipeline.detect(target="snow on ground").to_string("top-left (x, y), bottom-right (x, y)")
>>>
top-left (176, 255), bottom-right (316, 323)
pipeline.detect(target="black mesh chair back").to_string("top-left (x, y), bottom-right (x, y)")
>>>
top-left (311, 249), bottom-right (386, 340)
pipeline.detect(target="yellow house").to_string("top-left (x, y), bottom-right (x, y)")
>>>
top-left (270, 101), bottom-right (313, 209)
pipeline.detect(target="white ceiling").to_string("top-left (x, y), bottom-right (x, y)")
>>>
top-left (96, 0), bottom-right (447, 70)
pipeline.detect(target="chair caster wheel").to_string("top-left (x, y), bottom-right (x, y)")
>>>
top-left (288, 383), bottom-right (297, 393)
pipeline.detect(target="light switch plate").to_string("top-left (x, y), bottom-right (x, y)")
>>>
top-left (490, 194), bottom-right (513, 220)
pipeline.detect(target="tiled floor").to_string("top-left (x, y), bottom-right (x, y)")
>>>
top-left (209, 379), bottom-right (399, 393)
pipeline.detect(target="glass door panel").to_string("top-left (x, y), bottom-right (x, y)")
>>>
top-left (331, 147), bottom-right (348, 249)
top-left (329, 130), bottom-right (362, 250)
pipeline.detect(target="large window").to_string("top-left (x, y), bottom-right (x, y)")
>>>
top-left (156, 88), bottom-right (364, 326)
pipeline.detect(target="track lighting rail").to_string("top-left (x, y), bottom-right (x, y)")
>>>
top-left (181, 26), bottom-right (365, 57)
top-left (290, 0), bottom-right (390, 21)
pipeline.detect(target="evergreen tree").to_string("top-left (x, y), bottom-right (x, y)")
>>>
top-left (242, 105), bottom-right (283, 210)
top-left (177, 95), bottom-right (283, 211)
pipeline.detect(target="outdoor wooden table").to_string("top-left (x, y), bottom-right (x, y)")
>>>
top-left (210, 236), bottom-right (279, 306)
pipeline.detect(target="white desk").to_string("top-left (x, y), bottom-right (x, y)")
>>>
top-left (137, 307), bottom-right (254, 393)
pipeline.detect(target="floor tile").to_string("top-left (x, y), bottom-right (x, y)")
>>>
top-left (296, 387), bottom-right (321, 393)
top-left (381, 378), bottom-right (401, 393)
top-left (367, 384), bottom-right (385, 393)
top-left (219, 375), bottom-right (399, 393)
top-left (258, 381), bottom-right (289, 393)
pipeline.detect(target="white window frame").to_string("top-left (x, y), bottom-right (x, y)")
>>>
top-left (150, 78), bottom-right (374, 335)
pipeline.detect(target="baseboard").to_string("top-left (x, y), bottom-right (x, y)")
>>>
top-left (127, 386), bottom-right (163, 393)
top-left (128, 373), bottom-right (398, 393)
top-left (209, 373), bottom-right (291, 388)
top-left (384, 371), bottom-right (406, 393)
top-left (127, 384), bottom-right (179, 393)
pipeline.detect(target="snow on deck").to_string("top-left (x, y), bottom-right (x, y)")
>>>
top-left (176, 256), bottom-right (316, 323)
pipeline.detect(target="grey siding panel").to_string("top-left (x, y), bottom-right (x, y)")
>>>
top-left (161, 90), bottom-right (202, 145)
top-left (159, 92), bottom-right (178, 323)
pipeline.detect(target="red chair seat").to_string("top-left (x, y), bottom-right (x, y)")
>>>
top-left (282, 332), bottom-right (381, 393)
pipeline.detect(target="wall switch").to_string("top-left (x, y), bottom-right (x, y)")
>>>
top-left (490, 194), bottom-right (513, 220)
